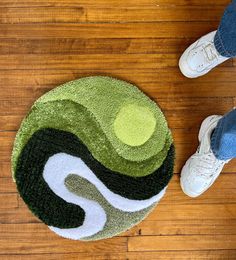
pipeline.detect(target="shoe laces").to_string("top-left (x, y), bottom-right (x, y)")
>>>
top-left (192, 148), bottom-right (225, 180)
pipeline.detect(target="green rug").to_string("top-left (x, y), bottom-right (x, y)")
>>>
top-left (13, 76), bottom-right (175, 241)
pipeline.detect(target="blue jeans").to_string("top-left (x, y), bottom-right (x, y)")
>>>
top-left (210, 2), bottom-right (236, 160)
top-left (211, 109), bottom-right (236, 160)
top-left (214, 0), bottom-right (236, 57)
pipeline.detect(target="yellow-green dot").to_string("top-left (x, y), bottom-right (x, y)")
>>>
top-left (113, 104), bottom-right (156, 147)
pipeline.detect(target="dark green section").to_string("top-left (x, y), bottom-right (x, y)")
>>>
top-left (15, 132), bottom-right (86, 228)
top-left (16, 128), bottom-right (174, 202)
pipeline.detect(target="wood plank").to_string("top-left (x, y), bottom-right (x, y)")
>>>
top-left (0, 38), bottom-right (207, 55)
top-left (146, 204), bottom-right (236, 221)
top-left (0, 6), bottom-right (225, 23)
top-left (86, 6), bottom-right (225, 23)
top-left (158, 98), bottom-right (234, 112)
top-left (0, 68), bottom-right (236, 100)
top-left (2, 79), bottom-right (236, 101)
top-left (0, 0), bottom-right (230, 8)
top-left (0, 206), bottom-right (40, 224)
top-left (0, 80), bottom-right (234, 102)
top-left (0, 226), bottom-right (127, 254)
top-left (0, 67), bottom-right (235, 85)
top-left (0, 250), bottom-right (236, 260)
top-left (0, 162), bottom-right (13, 178)
top-left (0, 132), bottom-right (15, 160)
top-left (0, 22), bottom-right (220, 39)
top-left (0, 79), bottom-right (235, 102)
top-left (126, 219), bottom-right (236, 236)
top-left (0, 54), bottom-right (180, 70)
top-left (128, 235), bottom-right (236, 251)
top-left (0, 194), bottom-right (18, 209)
top-left (0, 178), bottom-right (16, 193)
top-left (0, 54), bottom-right (233, 72)
top-left (82, 214), bottom-right (236, 237)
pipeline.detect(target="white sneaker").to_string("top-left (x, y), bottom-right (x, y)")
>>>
top-left (179, 31), bottom-right (229, 78)
top-left (180, 115), bottom-right (230, 198)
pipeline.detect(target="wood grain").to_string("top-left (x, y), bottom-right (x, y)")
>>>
top-left (0, 38), bottom-right (213, 54)
top-left (128, 235), bottom-right (236, 251)
top-left (0, 22), bottom-right (220, 39)
top-left (0, 194), bottom-right (18, 209)
top-left (0, 226), bottom-right (127, 254)
top-left (0, 251), bottom-right (236, 260)
top-left (0, 0), bottom-right (236, 259)
top-left (0, 6), bottom-right (225, 23)
top-left (0, 0), bottom-right (230, 8)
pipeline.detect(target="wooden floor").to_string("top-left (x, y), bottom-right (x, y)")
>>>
top-left (0, 0), bottom-right (236, 259)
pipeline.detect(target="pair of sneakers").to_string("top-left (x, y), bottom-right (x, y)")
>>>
top-left (179, 31), bottom-right (231, 197)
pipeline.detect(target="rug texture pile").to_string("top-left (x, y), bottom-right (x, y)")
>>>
top-left (12, 76), bottom-right (175, 241)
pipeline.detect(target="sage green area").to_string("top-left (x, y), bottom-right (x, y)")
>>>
top-left (36, 76), bottom-right (169, 161)
top-left (12, 100), bottom-right (172, 179)
top-left (65, 174), bottom-right (156, 241)
top-left (113, 104), bottom-right (157, 147)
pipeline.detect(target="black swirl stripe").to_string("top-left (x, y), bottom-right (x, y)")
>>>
top-left (16, 128), bottom-right (174, 206)
top-left (15, 133), bottom-right (86, 228)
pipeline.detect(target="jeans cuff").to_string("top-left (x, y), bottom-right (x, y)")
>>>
top-left (214, 30), bottom-right (233, 58)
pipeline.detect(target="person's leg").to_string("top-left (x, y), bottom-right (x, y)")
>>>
top-left (214, 0), bottom-right (236, 58)
top-left (180, 109), bottom-right (236, 198)
top-left (211, 109), bottom-right (236, 160)
top-left (179, 1), bottom-right (236, 78)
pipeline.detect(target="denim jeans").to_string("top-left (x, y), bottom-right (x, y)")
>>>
top-left (211, 109), bottom-right (236, 160)
top-left (210, 2), bottom-right (236, 160)
top-left (214, 0), bottom-right (236, 57)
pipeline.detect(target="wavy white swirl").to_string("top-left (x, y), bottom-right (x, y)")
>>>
top-left (43, 156), bottom-right (107, 239)
top-left (43, 153), bottom-right (166, 213)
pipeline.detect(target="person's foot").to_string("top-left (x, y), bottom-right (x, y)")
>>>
top-left (180, 115), bottom-right (230, 198)
top-left (179, 31), bottom-right (229, 78)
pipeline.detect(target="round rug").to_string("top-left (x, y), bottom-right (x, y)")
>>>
top-left (12, 76), bottom-right (175, 241)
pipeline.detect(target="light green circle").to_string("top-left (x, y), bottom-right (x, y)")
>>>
top-left (113, 104), bottom-right (156, 146)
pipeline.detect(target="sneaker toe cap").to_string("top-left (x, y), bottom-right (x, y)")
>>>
top-left (179, 54), bottom-right (199, 79)
top-left (181, 165), bottom-right (207, 197)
